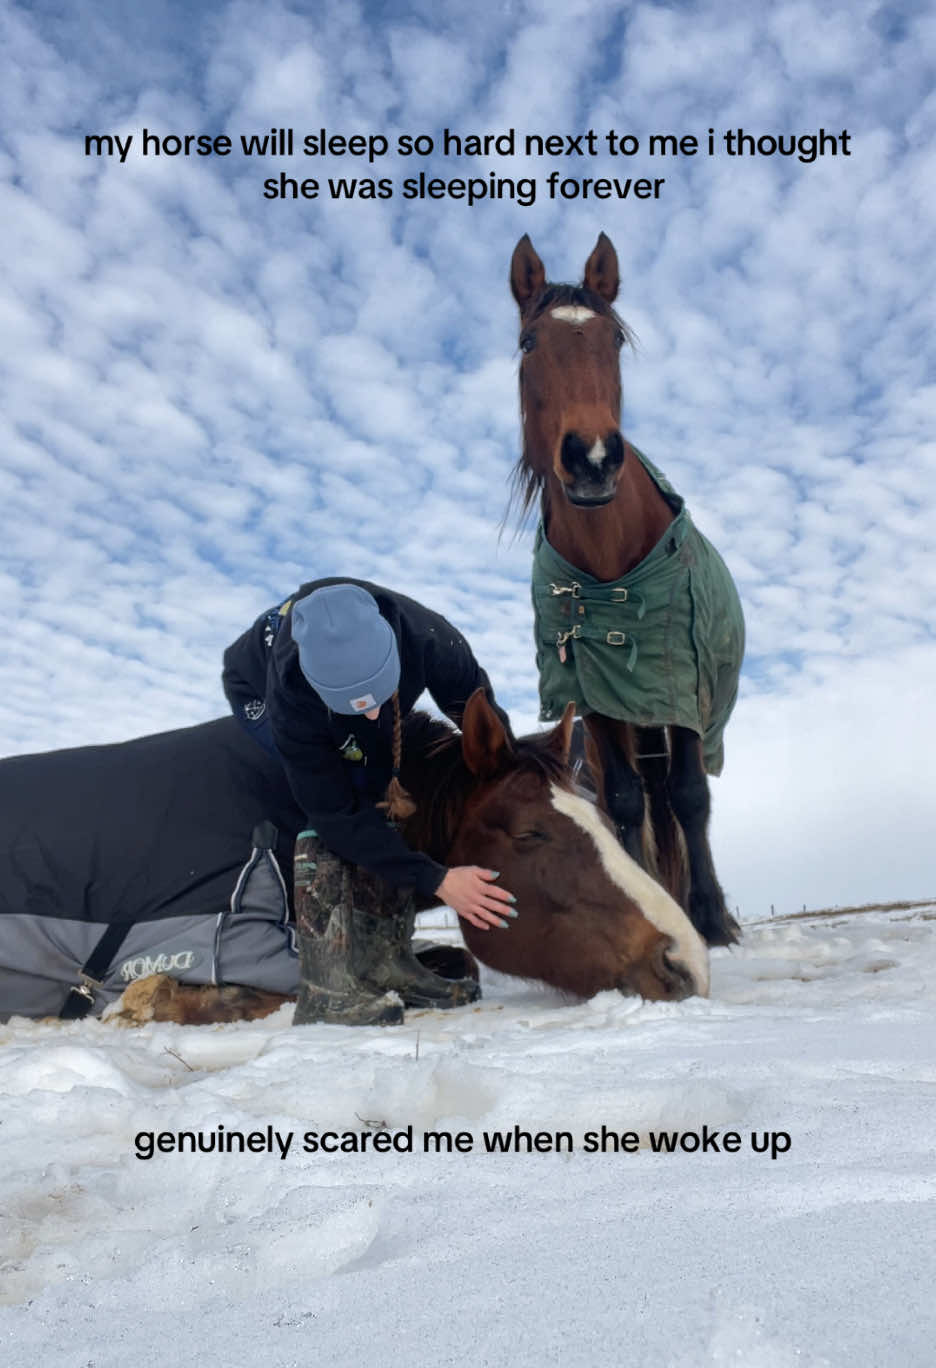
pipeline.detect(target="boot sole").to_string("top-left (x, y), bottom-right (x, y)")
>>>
top-left (293, 989), bottom-right (404, 1027)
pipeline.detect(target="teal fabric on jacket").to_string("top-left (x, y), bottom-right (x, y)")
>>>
top-left (531, 448), bottom-right (745, 776)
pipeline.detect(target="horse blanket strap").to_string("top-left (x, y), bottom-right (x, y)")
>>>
top-left (59, 917), bottom-right (138, 1020)
top-left (531, 447), bottom-right (745, 776)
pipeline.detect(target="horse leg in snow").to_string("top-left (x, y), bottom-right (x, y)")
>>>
top-left (636, 725), bottom-right (690, 909)
top-left (667, 727), bottom-right (740, 946)
top-left (109, 976), bottom-right (291, 1025)
top-left (292, 830), bottom-right (405, 1026)
top-left (583, 714), bottom-right (646, 865)
top-left (349, 871), bottom-right (481, 1009)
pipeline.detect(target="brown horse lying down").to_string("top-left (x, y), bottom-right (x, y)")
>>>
top-left (109, 691), bottom-right (708, 1025)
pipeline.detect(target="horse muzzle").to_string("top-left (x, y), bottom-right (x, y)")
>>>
top-left (558, 430), bottom-right (625, 505)
top-left (619, 936), bottom-right (708, 1002)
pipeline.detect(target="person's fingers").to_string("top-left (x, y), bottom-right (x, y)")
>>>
top-left (459, 898), bottom-right (517, 930)
top-left (439, 867), bottom-right (518, 929)
top-left (459, 905), bottom-right (511, 931)
top-left (473, 868), bottom-right (516, 905)
top-left (477, 896), bottom-right (517, 919)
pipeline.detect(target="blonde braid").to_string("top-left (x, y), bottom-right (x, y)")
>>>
top-left (378, 691), bottom-right (417, 821)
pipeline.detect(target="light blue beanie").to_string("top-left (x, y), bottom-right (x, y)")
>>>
top-left (291, 585), bottom-right (400, 714)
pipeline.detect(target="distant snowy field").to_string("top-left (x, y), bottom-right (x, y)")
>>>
top-left (2, 904), bottom-right (934, 1367)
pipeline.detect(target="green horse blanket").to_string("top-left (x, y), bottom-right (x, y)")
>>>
top-left (532, 448), bottom-right (745, 776)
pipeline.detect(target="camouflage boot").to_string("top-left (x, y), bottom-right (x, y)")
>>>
top-left (350, 869), bottom-right (482, 1010)
top-left (292, 831), bottom-right (404, 1027)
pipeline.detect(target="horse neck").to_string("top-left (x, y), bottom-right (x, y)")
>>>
top-left (542, 451), bottom-right (675, 581)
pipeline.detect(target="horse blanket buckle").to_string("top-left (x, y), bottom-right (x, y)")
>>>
top-left (556, 624), bottom-right (582, 662)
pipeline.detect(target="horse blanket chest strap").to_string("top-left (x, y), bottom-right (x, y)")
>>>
top-left (530, 447), bottom-right (745, 778)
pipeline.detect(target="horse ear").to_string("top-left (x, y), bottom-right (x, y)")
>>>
top-left (510, 234), bottom-right (546, 310)
top-left (583, 232), bottom-right (619, 303)
top-left (461, 688), bottom-right (513, 777)
top-left (545, 701), bottom-right (576, 762)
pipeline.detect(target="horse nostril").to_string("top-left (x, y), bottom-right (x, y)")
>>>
top-left (560, 431), bottom-right (593, 476)
top-left (603, 431), bottom-right (624, 471)
top-left (560, 430), bottom-right (624, 483)
top-left (659, 943), bottom-right (695, 1000)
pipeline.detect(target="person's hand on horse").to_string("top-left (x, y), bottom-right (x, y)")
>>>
top-left (436, 867), bottom-right (517, 930)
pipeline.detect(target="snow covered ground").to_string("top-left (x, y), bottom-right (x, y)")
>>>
top-left (2, 904), bottom-right (934, 1367)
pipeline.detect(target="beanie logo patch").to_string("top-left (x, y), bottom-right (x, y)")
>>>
top-left (349, 693), bottom-right (377, 712)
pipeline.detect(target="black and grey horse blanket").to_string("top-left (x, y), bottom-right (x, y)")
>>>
top-left (532, 448), bottom-right (745, 775)
top-left (0, 718), bottom-right (306, 1019)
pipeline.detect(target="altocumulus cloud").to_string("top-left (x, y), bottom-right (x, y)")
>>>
top-left (1, 0), bottom-right (934, 917)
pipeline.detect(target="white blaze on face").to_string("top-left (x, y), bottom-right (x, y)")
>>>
top-left (550, 306), bottom-right (597, 325)
top-left (550, 785), bottom-right (710, 997)
top-left (586, 439), bottom-right (606, 467)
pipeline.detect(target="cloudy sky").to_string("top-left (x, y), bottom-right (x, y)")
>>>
top-left (2, 0), bottom-right (934, 918)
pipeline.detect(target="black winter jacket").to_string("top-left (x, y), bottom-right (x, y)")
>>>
top-left (222, 578), bottom-right (509, 897)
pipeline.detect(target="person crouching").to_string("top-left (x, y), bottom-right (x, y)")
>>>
top-left (222, 580), bottom-right (518, 1026)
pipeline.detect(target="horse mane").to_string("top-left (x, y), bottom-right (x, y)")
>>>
top-left (505, 282), bottom-right (636, 531)
top-left (400, 710), bottom-right (570, 863)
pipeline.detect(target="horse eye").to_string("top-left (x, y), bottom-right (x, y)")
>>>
top-left (514, 829), bottom-right (547, 843)
top-left (520, 332), bottom-right (536, 354)
top-left (614, 330), bottom-right (625, 349)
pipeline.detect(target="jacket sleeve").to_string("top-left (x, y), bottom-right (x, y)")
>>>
top-left (270, 707), bottom-right (448, 898)
top-left (222, 616), bottom-right (269, 712)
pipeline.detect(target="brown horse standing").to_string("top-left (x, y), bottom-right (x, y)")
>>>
top-left (509, 233), bottom-right (743, 947)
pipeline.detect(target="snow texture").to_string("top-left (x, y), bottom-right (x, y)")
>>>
top-left (1, 904), bottom-right (934, 1367)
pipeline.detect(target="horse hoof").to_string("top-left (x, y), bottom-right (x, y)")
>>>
top-left (413, 941), bottom-right (481, 983)
top-left (401, 977), bottom-right (482, 1010)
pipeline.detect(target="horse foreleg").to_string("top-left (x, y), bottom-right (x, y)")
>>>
top-left (636, 726), bottom-right (689, 907)
top-left (667, 727), bottom-right (740, 946)
top-left (583, 715), bottom-right (645, 865)
top-left (109, 974), bottom-right (293, 1026)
